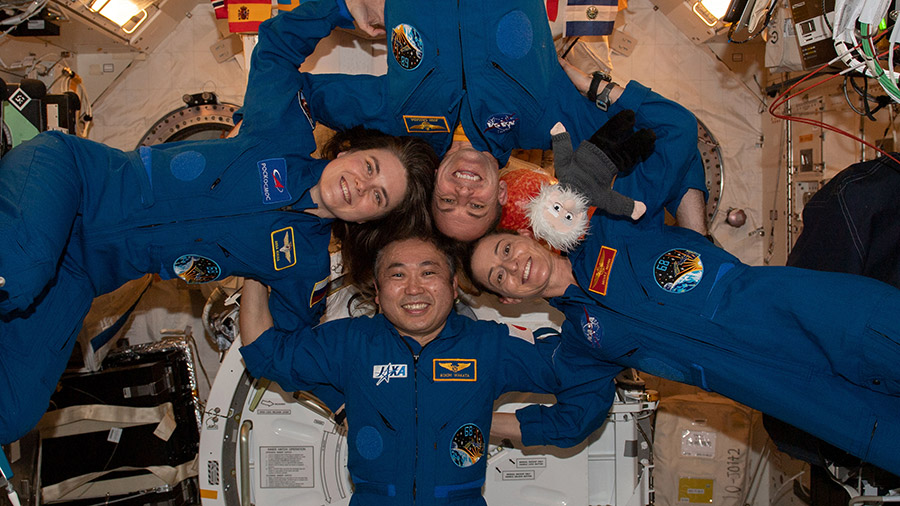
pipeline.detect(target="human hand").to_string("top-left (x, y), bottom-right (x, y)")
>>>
top-left (344, 0), bottom-right (385, 37)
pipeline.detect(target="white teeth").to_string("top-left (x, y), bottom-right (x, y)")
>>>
top-left (341, 178), bottom-right (351, 204)
top-left (453, 171), bottom-right (481, 182)
top-left (523, 258), bottom-right (532, 283)
top-left (403, 303), bottom-right (428, 310)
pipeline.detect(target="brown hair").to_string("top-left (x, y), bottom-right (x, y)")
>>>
top-left (326, 127), bottom-right (438, 297)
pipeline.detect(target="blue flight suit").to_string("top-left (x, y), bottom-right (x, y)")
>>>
top-left (299, 0), bottom-right (706, 223)
top-left (514, 209), bottom-right (900, 475)
top-left (0, 0), bottom-right (355, 444)
top-left (241, 311), bottom-right (562, 506)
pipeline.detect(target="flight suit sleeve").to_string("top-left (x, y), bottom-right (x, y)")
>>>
top-left (236, 0), bottom-right (355, 134)
top-left (608, 81), bottom-right (707, 217)
top-left (299, 72), bottom-right (395, 134)
top-left (495, 324), bottom-right (562, 397)
top-left (240, 318), bottom-right (350, 393)
top-left (514, 323), bottom-right (622, 448)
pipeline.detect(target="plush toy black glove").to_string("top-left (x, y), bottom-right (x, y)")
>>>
top-left (586, 109), bottom-right (656, 177)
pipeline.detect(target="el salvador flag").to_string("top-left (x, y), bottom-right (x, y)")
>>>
top-left (565, 0), bottom-right (618, 36)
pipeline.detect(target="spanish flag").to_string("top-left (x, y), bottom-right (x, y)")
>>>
top-left (228, 0), bottom-right (271, 33)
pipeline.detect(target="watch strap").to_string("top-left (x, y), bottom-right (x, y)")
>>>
top-left (595, 81), bottom-right (617, 111)
top-left (586, 71), bottom-right (611, 102)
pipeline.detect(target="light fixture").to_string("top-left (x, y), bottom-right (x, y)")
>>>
top-left (86, 0), bottom-right (151, 32)
top-left (693, 0), bottom-right (747, 27)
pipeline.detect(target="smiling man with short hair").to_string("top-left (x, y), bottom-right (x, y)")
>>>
top-left (239, 234), bottom-right (566, 506)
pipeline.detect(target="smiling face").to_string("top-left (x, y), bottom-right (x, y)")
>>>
top-left (316, 148), bottom-right (408, 222)
top-left (470, 233), bottom-right (558, 300)
top-left (431, 147), bottom-right (507, 241)
top-left (375, 238), bottom-right (457, 345)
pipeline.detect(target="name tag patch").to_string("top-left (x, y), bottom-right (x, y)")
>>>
top-left (373, 363), bottom-right (408, 385)
top-left (271, 227), bottom-right (296, 271)
top-left (403, 115), bottom-right (450, 133)
top-left (588, 246), bottom-right (617, 296)
top-left (258, 158), bottom-right (291, 204)
top-left (433, 359), bottom-right (476, 381)
top-left (654, 249), bottom-right (703, 293)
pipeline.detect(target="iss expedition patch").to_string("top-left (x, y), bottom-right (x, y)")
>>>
top-left (391, 23), bottom-right (423, 70)
top-left (450, 423), bottom-right (484, 468)
top-left (173, 254), bottom-right (221, 284)
top-left (653, 248), bottom-right (703, 293)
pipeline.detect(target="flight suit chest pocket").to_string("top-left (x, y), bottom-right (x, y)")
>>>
top-left (623, 242), bottom-right (739, 320)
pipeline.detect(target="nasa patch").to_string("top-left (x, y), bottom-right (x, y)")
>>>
top-left (483, 113), bottom-right (518, 134)
top-left (654, 249), bottom-right (703, 293)
top-left (450, 423), bottom-right (484, 468)
top-left (391, 23), bottom-right (424, 70)
top-left (580, 310), bottom-right (603, 348)
top-left (173, 254), bottom-right (221, 284)
top-left (258, 158), bottom-right (291, 205)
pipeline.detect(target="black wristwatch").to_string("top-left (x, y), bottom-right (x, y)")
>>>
top-left (586, 70), bottom-right (611, 102)
top-left (595, 81), bottom-right (616, 111)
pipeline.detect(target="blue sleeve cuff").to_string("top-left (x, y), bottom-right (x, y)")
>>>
top-left (609, 80), bottom-right (651, 116)
top-left (335, 0), bottom-right (355, 28)
top-left (239, 327), bottom-right (278, 378)
top-left (516, 404), bottom-right (549, 447)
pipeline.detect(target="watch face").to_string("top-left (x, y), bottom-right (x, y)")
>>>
top-left (450, 423), bottom-right (484, 468)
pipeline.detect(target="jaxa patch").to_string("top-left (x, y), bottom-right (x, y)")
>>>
top-left (403, 115), bottom-right (450, 133)
top-left (483, 113), bottom-right (518, 134)
top-left (309, 277), bottom-right (328, 308)
top-left (588, 246), bottom-right (617, 296)
top-left (450, 423), bottom-right (484, 468)
top-left (258, 158), bottom-right (291, 205)
top-left (297, 90), bottom-right (315, 128)
top-left (580, 310), bottom-right (603, 348)
top-left (433, 359), bottom-right (476, 382)
top-left (391, 23), bottom-right (424, 70)
top-left (373, 363), bottom-right (407, 386)
top-left (271, 227), bottom-right (296, 271)
top-left (654, 249), bottom-right (703, 293)
top-left (173, 254), bottom-right (221, 284)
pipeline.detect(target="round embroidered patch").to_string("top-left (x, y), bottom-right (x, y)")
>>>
top-left (173, 254), bottom-right (221, 284)
top-left (653, 249), bottom-right (703, 293)
top-left (356, 426), bottom-right (384, 460)
top-left (580, 312), bottom-right (603, 349)
top-left (170, 151), bottom-right (205, 181)
top-left (391, 23), bottom-right (424, 70)
top-left (450, 423), bottom-right (484, 468)
top-left (496, 10), bottom-right (533, 59)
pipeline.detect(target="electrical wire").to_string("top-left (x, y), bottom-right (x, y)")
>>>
top-left (768, 44), bottom-right (900, 165)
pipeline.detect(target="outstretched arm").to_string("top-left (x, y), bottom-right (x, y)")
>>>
top-left (240, 279), bottom-right (274, 347)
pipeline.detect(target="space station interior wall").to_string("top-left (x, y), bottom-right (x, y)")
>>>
top-left (88, 0), bottom-right (767, 265)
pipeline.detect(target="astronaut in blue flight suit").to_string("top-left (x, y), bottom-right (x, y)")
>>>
top-left (470, 201), bottom-right (900, 477)
top-left (298, 0), bottom-right (709, 240)
top-left (239, 236), bottom-right (563, 506)
top-left (0, 0), bottom-right (436, 445)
